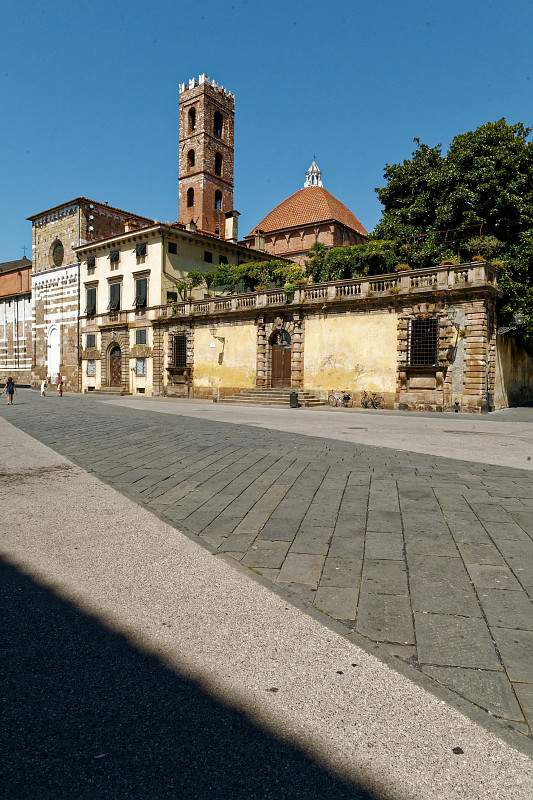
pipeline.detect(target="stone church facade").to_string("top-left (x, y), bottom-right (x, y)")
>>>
top-left (28, 198), bottom-right (152, 390)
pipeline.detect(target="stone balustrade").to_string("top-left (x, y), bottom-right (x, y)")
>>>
top-left (155, 262), bottom-right (497, 320)
top-left (83, 262), bottom-right (497, 328)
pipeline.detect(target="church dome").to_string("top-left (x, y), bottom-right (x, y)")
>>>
top-left (251, 185), bottom-right (368, 237)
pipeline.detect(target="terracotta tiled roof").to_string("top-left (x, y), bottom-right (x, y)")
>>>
top-left (0, 257), bottom-right (31, 274)
top-left (250, 186), bottom-right (367, 237)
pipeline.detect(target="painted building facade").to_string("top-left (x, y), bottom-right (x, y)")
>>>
top-left (28, 198), bottom-right (153, 390)
top-left (0, 257), bottom-right (32, 386)
top-left (74, 259), bottom-right (532, 412)
top-left (75, 223), bottom-right (268, 396)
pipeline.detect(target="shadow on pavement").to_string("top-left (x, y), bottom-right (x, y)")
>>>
top-left (1, 557), bottom-right (378, 799)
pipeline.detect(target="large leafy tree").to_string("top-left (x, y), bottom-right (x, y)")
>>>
top-left (373, 119), bottom-right (533, 340)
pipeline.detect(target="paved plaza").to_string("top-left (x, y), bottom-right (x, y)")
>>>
top-left (2, 389), bottom-right (533, 749)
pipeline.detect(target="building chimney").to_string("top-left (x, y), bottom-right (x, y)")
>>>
top-left (224, 210), bottom-right (240, 242)
top-left (254, 228), bottom-right (266, 251)
top-left (124, 218), bottom-right (140, 233)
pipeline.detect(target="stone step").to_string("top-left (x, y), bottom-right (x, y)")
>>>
top-left (220, 388), bottom-right (325, 407)
top-left (88, 387), bottom-right (129, 396)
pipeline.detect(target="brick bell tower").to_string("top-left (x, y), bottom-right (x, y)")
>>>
top-left (178, 74), bottom-right (235, 237)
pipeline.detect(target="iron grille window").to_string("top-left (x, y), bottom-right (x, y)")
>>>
top-left (109, 249), bottom-right (120, 264)
top-left (135, 242), bottom-right (147, 258)
top-left (135, 357), bottom-right (146, 376)
top-left (86, 334), bottom-right (96, 348)
top-left (86, 359), bottom-right (96, 377)
top-left (134, 277), bottom-right (147, 308)
top-left (85, 287), bottom-right (97, 316)
top-left (108, 282), bottom-right (121, 312)
top-left (172, 334), bottom-right (187, 370)
top-left (408, 318), bottom-right (439, 366)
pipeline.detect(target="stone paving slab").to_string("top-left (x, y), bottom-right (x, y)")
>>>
top-left (2, 391), bottom-right (533, 742)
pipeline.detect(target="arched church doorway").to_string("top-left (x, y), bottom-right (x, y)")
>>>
top-left (270, 329), bottom-right (291, 388)
top-left (109, 345), bottom-right (122, 387)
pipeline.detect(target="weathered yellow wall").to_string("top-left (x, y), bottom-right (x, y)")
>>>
top-left (303, 312), bottom-right (398, 393)
top-left (494, 334), bottom-right (533, 408)
top-left (193, 322), bottom-right (257, 392)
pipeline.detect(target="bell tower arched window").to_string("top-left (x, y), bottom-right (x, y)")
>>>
top-left (214, 152), bottom-right (223, 176)
top-left (214, 190), bottom-right (222, 210)
top-left (187, 188), bottom-right (194, 208)
top-left (187, 149), bottom-right (195, 169)
top-left (213, 111), bottom-right (223, 139)
top-left (188, 107), bottom-right (196, 132)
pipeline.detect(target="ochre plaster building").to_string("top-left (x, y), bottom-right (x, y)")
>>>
top-left (75, 256), bottom-right (533, 411)
top-left (28, 198), bottom-right (153, 390)
top-left (75, 223), bottom-right (267, 396)
top-left (243, 160), bottom-right (368, 264)
top-left (0, 257), bottom-right (32, 386)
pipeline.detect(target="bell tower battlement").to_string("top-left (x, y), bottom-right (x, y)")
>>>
top-left (178, 74), bottom-right (235, 237)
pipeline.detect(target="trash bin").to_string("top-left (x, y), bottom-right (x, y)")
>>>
top-left (289, 391), bottom-right (299, 409)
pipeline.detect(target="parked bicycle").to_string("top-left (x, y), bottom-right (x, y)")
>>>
top-left (360, 390), bottom-right (384, 409)
top-left (328, 390), bottom-right (354, 408)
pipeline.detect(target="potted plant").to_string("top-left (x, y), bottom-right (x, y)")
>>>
top-left (394, 262), bottom-right (411, 272)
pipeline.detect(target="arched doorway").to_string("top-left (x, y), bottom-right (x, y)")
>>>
top-left (109, 345), bottom-right (122, 387)
top-left (47, 325), bottom-right (60, 380)
top-left (270, 329), bottom-right (292, 388)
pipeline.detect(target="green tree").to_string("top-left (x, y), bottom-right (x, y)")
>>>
top-left (374, 119), bottom-right (533, 340)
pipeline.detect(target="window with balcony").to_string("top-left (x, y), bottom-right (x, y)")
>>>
top-left (134, 277), bottom-right (148, 309)
top-left (108, 282), bottom-right (121, 312)
top-left (85, 286), bottom-right (97, 316)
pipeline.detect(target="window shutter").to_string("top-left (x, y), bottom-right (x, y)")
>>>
top-left (134, 278), bottom-right (147, 308)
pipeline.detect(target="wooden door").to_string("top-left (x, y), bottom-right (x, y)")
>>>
top-left (271, 346), bottom-right (291, 388)
top-left (109, 346), bottom-right (122, 386)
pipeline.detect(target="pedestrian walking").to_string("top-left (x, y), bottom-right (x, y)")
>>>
top-left (3, 376), bottom-right (15, 405)
top-left (40, 378), bottom-right (47, 397)
top-left (56, 372), bottom-right (63, 397)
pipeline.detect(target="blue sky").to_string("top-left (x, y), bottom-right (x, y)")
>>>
top-left (1, 0), bottom-right (532, 259)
